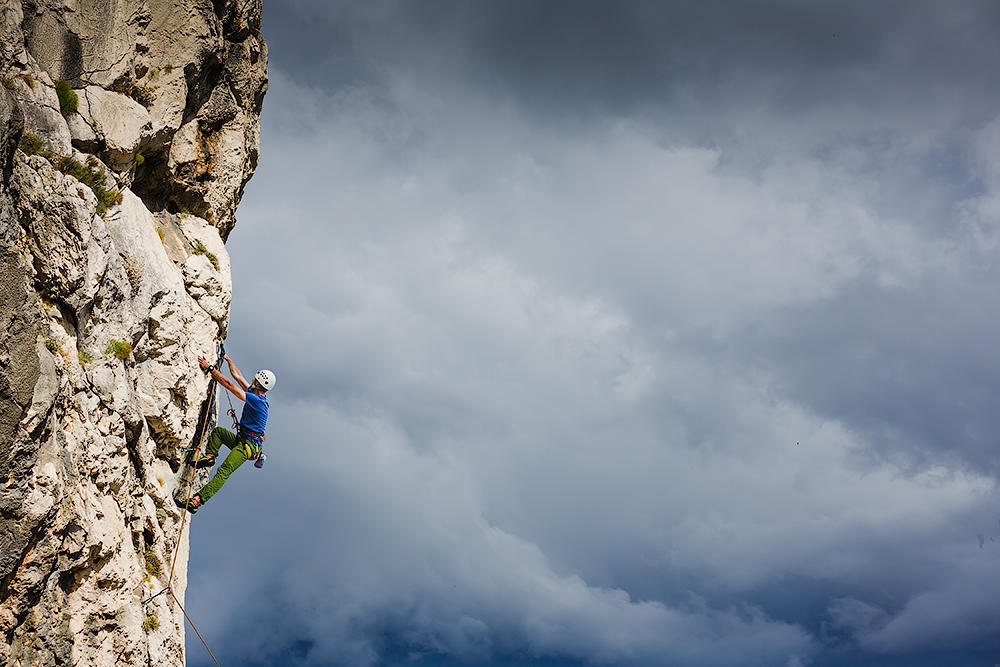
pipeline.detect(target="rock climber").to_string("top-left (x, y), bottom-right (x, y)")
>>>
top-left (176, 353), bottom-right (275, 513)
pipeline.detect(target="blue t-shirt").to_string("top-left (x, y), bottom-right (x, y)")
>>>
top-left (240, 392), bottom-right (268, 436)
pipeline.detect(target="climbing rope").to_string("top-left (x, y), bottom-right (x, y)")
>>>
top-left (144, 343), bottom-right (225, 664)
top-left (170, 588), bottom-right (223, 667)
top-left (167, 451), bottom-right (200, 583)
top-left (224, 382), bottom-right (239, 432)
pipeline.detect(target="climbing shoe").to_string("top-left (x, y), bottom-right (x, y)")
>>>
top-left (175, 497), bottom-right (199, 514)
top-left (194, 454), bottom-right (216, 469)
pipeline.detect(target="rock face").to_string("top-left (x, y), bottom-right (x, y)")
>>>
top-left (0, 1), bottom-right (266, 665)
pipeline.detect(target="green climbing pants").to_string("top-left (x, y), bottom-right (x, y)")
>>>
top-left (196, 426), bottom-right (261, 503)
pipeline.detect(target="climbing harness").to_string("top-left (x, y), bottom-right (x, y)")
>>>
top-left (222, 382), bottom-right (267, 468)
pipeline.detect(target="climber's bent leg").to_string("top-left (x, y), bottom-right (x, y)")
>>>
top-left (196, 440), bottom-right (249, 503)
top-left (206, 426), bottom-right (237, 458)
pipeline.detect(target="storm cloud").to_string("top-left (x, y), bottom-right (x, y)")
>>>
top-left (186, 2), bottom-right (1000, 666)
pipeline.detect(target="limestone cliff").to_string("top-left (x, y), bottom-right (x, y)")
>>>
top-left (0, 1), bottom-right (267, 664)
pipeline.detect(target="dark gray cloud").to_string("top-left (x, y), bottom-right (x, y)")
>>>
top-left (182, 2), bottom-right (1000, 666)
top-left (265, 0), bottom-right (1000, 121)
top-left (727, 274), bottom-right (1000, 473)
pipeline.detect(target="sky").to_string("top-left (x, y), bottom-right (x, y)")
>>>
top-left (187, 2), bottom-right (1000, 666)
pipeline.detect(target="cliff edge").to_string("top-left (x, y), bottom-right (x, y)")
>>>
top-left (0, 1), bottom-right (267, 664)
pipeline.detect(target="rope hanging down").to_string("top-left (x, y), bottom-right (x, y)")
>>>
top-left (171, 588), bottom-right (222, 667)
top-left (143, 342), bottom-right (225, 666)
top-left (224, 381), bottom-right (239, 432)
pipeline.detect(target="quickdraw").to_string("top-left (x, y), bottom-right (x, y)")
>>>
top-left (141, 586), bottom-right (170, 606)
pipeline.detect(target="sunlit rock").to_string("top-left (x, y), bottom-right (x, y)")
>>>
top-left (0, 0), bottom-right (267, 664)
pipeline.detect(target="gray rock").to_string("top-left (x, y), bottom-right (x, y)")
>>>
top-left (77, 87), bottom-right (153, 172)
top-left (66, 112), bottom-right (99, 153)
top-left (7, 71), bottom-right (72, 156)
top-left (0, 247), bottom-right (41, 480)
top-left (21, 0), bottom-right (140, 88)
top-left (21, 339), bottom-right (59, 436)
top-left (14, 155), bottom-right (97, 306)
top-left (0, 0), bottom-right (268, 663)
top-left (0, 57), bottom-right (32, 482)
top-left (0, 86), bottom-right (23, 185)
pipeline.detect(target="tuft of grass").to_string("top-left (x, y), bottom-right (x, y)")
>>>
top-left (105, 339), bottom-right (132, 360)
top-left (43, 336), bottom-right (58, 353)
top-left (51, 155), bottom-right (123, 215)
top-left (144, 549), bottom-right (161, 577)
top-left (134, 153), bottom-right (144, 167)
top-left (18, 73), bottom-right (35, 89)
top-left (110, 80), bottom-right (157, 109)
top-left (1, 77), bottom-right (12, 91)
top-left (103, 191), bottom-right (124, 214)
top-left (142, 614), bottom-right (159, 632)
top-left (18, 132), bottom-right (43, 156)
top-left (55, 80), bottom-right (78, 115)
top-left (164, 63), bottom-right (173, 74)
top-left (156, 228), bottom-right (165, 243)
top-left (132, 84), bottom-right (157, 108)
top-left (192, 240), bottom-right (219, 270)
top-left (78, 351), bottom-right (92, 366)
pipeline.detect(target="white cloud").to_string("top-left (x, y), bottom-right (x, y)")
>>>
top-left (247, 73), bottom-right (956, 330)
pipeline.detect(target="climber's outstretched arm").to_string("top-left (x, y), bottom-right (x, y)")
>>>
top-left (198, 355), bottom-right (247, 402)
top-left (213, 371), bottom-right (246, 403)
top-left (224, 354), bottom-right (250, 391)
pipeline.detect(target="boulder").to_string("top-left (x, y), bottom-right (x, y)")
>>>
top-left (14, 155), bottom-right (98, 308)
top-left (145, 70), bottom-right (186, 151)
top-left (7, 71), bottom-right (72, 155)
top-left (66, 112), bottom-right (99, 153)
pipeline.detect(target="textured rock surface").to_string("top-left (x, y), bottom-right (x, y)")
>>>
top-left (14, 0), bottom-right (268, 237)
top-left (0, 1), bottom-right (266, 665)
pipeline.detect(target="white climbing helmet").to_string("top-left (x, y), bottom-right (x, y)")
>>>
top-left (254, 369), bottom-right (276, 391)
